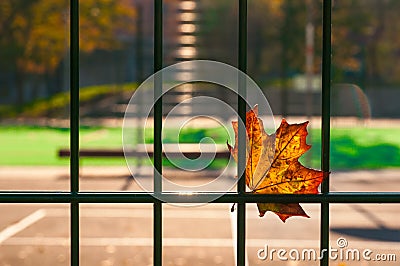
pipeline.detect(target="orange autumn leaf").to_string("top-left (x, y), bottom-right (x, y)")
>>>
top-left (227, 106), bottom-right (325, 222)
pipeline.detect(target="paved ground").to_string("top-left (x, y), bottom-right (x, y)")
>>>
top-left (0, 166), bottom-right (399, 266)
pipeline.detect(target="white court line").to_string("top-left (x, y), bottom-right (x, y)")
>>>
top-left (230, 206), bottom-right (238, 263)
top-left (0, 209), bottom-right (46, 245)
top-left (230, 207), bottom-right (249, 266)
top-left (1, 203), bottom-right (321, 212)
top-left (45, 208), bottom-right (235, 219)
top-left (3, 237), bottom-right (400, 250)
top-left (4, 237), bottom-right (230, 247)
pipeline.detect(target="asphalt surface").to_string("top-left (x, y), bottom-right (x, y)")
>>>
top-left (0, 166), bottom-right (399, 266)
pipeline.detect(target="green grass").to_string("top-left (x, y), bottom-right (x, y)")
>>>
top-left (1, 125), bottom-right (400, 170)
top-left (0, 126), bottom-right (232, 167)
top-left (0, 126), bottom-right (123, 166)
top-left (302, 128), bottom-right (400, 170)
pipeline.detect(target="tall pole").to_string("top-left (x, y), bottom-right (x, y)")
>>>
top-left (305, 0), bottom-right (315, 119)
top-left (305, 0), bottom-right (315, 165)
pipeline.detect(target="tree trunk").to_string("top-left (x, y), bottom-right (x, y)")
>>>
top-left (15, 70), bottom-right (25, 112)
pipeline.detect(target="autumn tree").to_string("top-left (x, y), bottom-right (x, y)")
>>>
top-left (331, 0), bottom-right (400, 88)
top-left (199, 0), bottom-right (400, 90)
top-left (199, 0), bottom-right (308, 83)
top-left (0, 0), bottom-right (136, 108)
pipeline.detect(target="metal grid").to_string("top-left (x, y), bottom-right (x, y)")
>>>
top-left (1, 1), bottom-right (400, 266)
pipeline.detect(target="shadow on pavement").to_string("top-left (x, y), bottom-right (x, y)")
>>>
top-left (331, 227), bottom-right (400, 242)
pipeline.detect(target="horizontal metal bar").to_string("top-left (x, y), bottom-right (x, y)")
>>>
top-left (0, 192), bottom-right (399, 203)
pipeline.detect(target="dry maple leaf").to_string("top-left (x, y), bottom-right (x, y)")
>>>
top-left (227, 105), bottom-right (325, 222)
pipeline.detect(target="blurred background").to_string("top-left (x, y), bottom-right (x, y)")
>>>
top-left (1, 0), bottom-right (400, 171)
top-left (1, 0), bottom-right (400, 265)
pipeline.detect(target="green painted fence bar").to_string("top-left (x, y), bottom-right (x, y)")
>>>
top-left (153, 0), bottom-right (163, 265)
top-left (237, 0), bottom-right (247, 265)
top-left (1, 192), bottom-right (400, 204)
top-left (70, 0), bottom-right (80, 265)
top-left (321, 0), bottom-right (332, 265)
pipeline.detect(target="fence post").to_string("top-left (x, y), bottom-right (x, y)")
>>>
top-left (320, 0), bottom-right (332, 265)
top-left (237, 0), bottom-right (247, 265)
top-left (154, 0), bottom-right (163, 265)
top-left (70, 0), bottom-right (80, 265)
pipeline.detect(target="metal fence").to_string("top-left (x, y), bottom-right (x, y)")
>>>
top-left (1, 1), bottom-right (400, 266)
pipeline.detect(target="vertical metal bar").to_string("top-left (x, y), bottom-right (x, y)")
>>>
top-left (70, 203), bottom-right (79, 266)
top-left (237, 0), bottom-right (247, 265)
top-left (320, 0), bottom-right (331, 265)
top-left (154, 0), bottom-right (163, 265)
top-left (70, 0), bottom-right (79, 195)
top-left (70, 0), bottom-right (79, 265)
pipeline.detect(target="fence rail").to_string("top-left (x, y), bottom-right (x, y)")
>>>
top-left (1, 192), bottom-right (400, 204)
